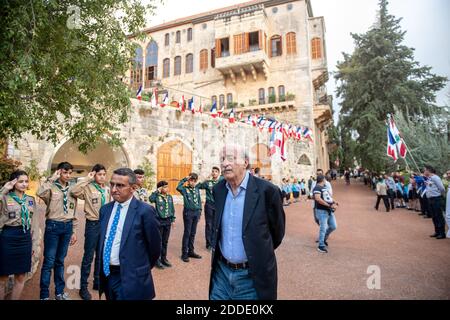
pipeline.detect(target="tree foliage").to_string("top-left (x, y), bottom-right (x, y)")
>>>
top-left (0, 0), bottom-right (158, 153)
top-left (334, 0), bottom-right (448, 172)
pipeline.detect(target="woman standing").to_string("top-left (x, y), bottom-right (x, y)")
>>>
top-left (0, 170), bottom-right (37, 300)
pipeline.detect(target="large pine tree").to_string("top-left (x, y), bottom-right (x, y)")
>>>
top-left (335, 0), bottom-right (447, 172)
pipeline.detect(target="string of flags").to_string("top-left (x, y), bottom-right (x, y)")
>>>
top-left (135, 86), bottom-right (314, 147)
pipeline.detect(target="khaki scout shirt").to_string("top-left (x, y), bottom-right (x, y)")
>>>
top-left (0, 187), bottom-right (37, 231)
top-left (37, 179), bottom-right (78, 233)
top-left (70, 178), bottom-right (111, 221)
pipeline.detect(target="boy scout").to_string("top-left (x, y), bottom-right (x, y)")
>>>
top-left (37, 161), bottom-right (78, 300)
top-left (197, 167), bottom-right (223, 250)
top-left (0, 170), bottom-right (37, 300)
top-left (71, 164), bottom-right (110, 300)
top-left (177, 173), bottom-right (202, 262)
top-left (133, 169), bottom-right (149, 203)
top-left (149, 181), bottom-right (175, 269)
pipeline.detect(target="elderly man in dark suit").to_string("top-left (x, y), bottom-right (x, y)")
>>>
top-left (98, 168), bottom-right (161, 300)
top-left (209, 144), bottom-right (285, 300)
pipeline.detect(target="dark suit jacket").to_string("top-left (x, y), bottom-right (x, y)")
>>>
top-left (210, 174), bottom-right (285, 300)
top-left (98, 197), bottom-right (161, 300)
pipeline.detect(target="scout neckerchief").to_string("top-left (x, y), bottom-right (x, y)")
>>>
top-left (92, 182), bottom-right (106, 206)
top-left (9, 191), bottom-right (31, 232)
top-left (186, 185), bottom-right (199, 206)
top-left (54, 180), bottom-right (69, 215)
top-left (158, 192), bottom-right (170, 218)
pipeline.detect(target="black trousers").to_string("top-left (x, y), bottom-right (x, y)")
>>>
top-left (428, 196), bottom-right (446, 236)
top-left (182, 209), bottom-right (200, 256)
top-left (204, 202), bottom-right (215, 248)
top-left (158, 218), bottom-right (172, 259)
top-left (80, 220), bottom-right (100, 290)
top-left (419, 196), bottom-right (430, 217)
top-left (387, 190), bottom-right (396, 210)
top-left (375, 195), bottom-right (390, 212)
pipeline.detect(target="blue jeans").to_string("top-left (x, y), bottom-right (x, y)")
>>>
top-left (210, 260), bottom-right (258, 300)
top-left (316, 209), bottom-right (337, 247)
top-left (80, 220), bottom-right (100, 290)
top-left (40, 220), bottom-right (73, 299)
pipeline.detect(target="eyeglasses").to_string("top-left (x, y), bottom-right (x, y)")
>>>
top-left (110, 182), bottom-right (129, 190)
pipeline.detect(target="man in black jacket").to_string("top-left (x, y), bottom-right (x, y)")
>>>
top-left (209, 144), bottom-right (285, 300)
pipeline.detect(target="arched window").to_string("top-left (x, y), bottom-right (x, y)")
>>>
top-left (226, 93), bottom-right (233, 108)
top-left (174, 56), bottom-right (181, 75)
top-left (163, 58), bottom-right (170, 78)
top-left (176, 31), bottom-right (181, 43)
top-left (298, 154), bottom-right (312, 165)
top-left (145, 41), bottom-right (158, 85)
top-left (185, 54), bottom-right (193, 73)
top-left (130, 46), bottom-right (143, 89)
top-left (187, 28), bottom-right (192, 42)
top-left (311, 37), bottom-right (322, 59)
top-left (278, 85), bottom-right (286, 101)
top-left (211, 95), bottom-right (217, 104)
top-left (258, 88), bottom-right (265, 105)
top-left (219, 94), bottom-right (225, 108)
top-left (268, 87), bottom-right (275, 103)
top-left (286, 32), bottom-right (296, 55)
top-left (199, 49), bottom-right (208, 71)
top-left (270, 35), bottom-right (282, 57)
top-left (164, 33), bottom-right (170, 46)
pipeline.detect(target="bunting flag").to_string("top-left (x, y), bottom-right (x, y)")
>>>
top-left (238, 112), bottom-right (243, 121)
top-left (188, 97), bottom-right (195, 114)
top-left (198, 102), bottom-right (203, 114)
top-left (178, 95), bottom-right (186, 111)
top-left (136, 84), bottom-right (142, 101)
top-left (151, 88), bottom-right (158, 108)
top-left (302, 127), bottom-right (313, 142)
top-left (229, 108), bottom-right (235, 123)
top-left (160, 92), bottom-right (169, 107)
top-left (210, 102), bottom-right (218, 118)
top-left (218, 105), bottom-right (225, 117)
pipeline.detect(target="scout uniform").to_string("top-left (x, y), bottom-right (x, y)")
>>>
top-left (149, 191), bottom-right (175, 264)
top-left (0, 187), bottom-right (36, 276)
top-left (134, 187), bottom-right (150, 203)
top-left (37, 178), bottom-right (78, 300)
top-left (176, 177), bottom-right (202, 259)
top-left (198, 176), bottom-right (223, 249)
top-left (71, 177), bottom-right (111, 293)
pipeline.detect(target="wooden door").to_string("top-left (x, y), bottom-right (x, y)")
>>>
top-left (157, 140), bottom-right (193, 195)
top-left (251, 143), bottom-right (272, 180)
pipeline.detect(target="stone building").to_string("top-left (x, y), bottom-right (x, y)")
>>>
top-left (8, 0), bottom-right (332, 194)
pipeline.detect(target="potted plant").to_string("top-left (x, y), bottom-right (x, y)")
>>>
top-left (286, 92), bottom-right (296, 101)
top-left (268, 94), bottom-right (276, 103)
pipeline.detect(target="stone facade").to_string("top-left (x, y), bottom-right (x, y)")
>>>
top-left (8, 0), bottom-right (332, 190)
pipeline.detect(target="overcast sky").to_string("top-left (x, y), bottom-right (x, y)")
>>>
top-left (145, 0), bottom-right (450, 121)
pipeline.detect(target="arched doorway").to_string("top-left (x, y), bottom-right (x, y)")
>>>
top-left (51, 139), bottom-right (129, 179)
top-left (157, 140), bottom-right (193, 195)
top-left (251, 143), bottom-right (272, 180)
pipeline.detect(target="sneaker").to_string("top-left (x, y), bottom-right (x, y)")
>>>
top-left (161, 258), bottom-right (172, 267)
top-left (317, 246), bottom-right (328, 253)
top-left (55, 293), bottom-right (70, 300)
top-left (155, 259), bottom-right (165, 269)
top-left (324, 240), bottom-right (329, 247)
top-left (436, 234), bottom-right (446, 240)
top-left (188, 252), bottom-right (202, 259)
top-left (79, 288), bottom-right (92, 301)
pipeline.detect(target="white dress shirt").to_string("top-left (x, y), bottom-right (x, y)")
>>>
top-left (104, 196), bottom-right (133, 266)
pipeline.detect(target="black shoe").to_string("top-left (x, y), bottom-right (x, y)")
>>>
top-left (424, 216), bottom-right (432, 219)
top-left (436, 234), bottom-right (446, 239)
top-left (317, 246), bottom-right (328, 253)
top-left (430, 233), bottom-right (438, 238)
top-left (155, 259), bottom-right (165, 269)
top-left (324, 240), bottom-right (329, 247)
top-left (181, 255), bottom-right (190, 262)
top-left (206, 245), bottom-right (212, 251)
top-left (79, 288), bottom-right (92, 301)
top-left (418, 213), bottom-right (425, 216)
top-left (188, 252), bottom-right (202, 259)
top-left (161, 258), bottom-right (172, 267)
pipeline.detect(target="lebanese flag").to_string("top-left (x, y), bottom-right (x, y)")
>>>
top-left (136, 84), bottom-right (142, 101)
top-left (228, 109), bottom-right (235, 123)
top-left (210, 102), bottom-right (218, 118)
top-left (151, 88), bottom-right (158, 108)
top-left (160, 93), bottom-right (169, 107)
top-left (178, 95), bottom-right (186, 112)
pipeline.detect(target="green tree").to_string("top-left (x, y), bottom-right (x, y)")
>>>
top-left (335, 0), bottom-right (447, 172)
top-left (0, 0), bottom-right (158, 153)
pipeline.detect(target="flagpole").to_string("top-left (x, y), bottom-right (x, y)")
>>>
top-left (391, 113), bottom-right (421, 173)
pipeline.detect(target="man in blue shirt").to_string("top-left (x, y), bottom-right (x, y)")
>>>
top-left (424, 166), bottom-right (446, 239)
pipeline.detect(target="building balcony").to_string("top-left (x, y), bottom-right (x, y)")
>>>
top-left (314, 104), bottom-right (332, 126)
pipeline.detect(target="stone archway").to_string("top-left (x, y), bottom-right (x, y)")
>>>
top-left (298, 154), bottom-right (312, 166)
top-left (157, 140), bottom-right (193, 195)
top-left (50, 139), bottom-right (129, 178)
top-left (251, 143), bottom-right (272, 180)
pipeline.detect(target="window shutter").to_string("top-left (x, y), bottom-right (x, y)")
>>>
top-left (215, 39), bottom-right (221, 58)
